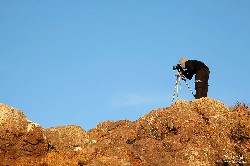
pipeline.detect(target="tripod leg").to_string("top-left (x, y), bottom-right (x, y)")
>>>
top-left (182, 77), bottom-right (195, 97)
top-left (172, 82), bottom-right (177, 104)
top-left (172, 76), bottom-right (180, 104)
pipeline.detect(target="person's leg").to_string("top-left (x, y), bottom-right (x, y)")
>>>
top-left (195, 81), bottom-right (203, 99)
top-left (195, 69), bottom-right (209, 99)
top-left (201, 69), bottom-right (210, 97)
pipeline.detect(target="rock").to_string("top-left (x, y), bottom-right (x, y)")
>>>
top-left (1, 98), bottom-right (250, 165)
top-left (0, 103), bottom-right (48, 165)
top-left (45, 125), bottom-right (89, 151)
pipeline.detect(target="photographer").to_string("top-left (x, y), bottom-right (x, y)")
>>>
top-left (177, 58), bottom-right (210, 99)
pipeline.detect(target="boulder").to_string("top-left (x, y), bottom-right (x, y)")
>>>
top-left (45, 125), bottom-right (89, 151)
top-left (0, 103), bottom-right (47, 165)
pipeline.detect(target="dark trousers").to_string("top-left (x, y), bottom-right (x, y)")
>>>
top-left (195, 68), bottom-right (210, 99)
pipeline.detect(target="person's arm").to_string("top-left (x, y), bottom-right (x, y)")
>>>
top-left (183, 70), bottom-right (194, 80)
top-left (182, 61), bottom-right (195, 80)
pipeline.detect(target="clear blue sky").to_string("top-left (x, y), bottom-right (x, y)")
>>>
top-left (1, 1), bottom-right (249, 131)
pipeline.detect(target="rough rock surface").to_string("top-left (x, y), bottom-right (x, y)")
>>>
top-left (0, 103), bottom-right (47, 165)
top-left (45, 125), bottom-right (89, 151)
top-left (0, 98), bottom-right (249, 166)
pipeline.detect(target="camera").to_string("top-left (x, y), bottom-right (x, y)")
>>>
top-left (173, 64), bottom-right (183, 71)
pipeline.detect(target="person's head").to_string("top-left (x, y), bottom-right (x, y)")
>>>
top-left (179, 58), bottom-right (188, 68)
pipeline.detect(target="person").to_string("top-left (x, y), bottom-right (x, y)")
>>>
top-left (179, 58), bottom-right (210, 99)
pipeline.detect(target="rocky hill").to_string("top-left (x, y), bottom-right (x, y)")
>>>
top-left (0, 98), bottom-right (249, 166)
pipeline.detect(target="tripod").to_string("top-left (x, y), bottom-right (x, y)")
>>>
top-left (172, 71), bottom-right (195, 104)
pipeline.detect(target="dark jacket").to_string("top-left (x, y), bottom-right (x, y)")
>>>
top-left (183, 60), bottom-right (209, 80)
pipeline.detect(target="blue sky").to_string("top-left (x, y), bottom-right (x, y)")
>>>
top-left (1, 1), bottom-right (249, 131)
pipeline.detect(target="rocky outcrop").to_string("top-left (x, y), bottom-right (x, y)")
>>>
top-left (79, 98), bottom-right (249, 166)
top-left (45, 125), bottom-right (89, 151)
top-left (0, 103), bottom-right (47, 165)
top-left (0, 98), bottom-right (249, 165)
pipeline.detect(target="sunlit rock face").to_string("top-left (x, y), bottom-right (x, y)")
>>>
top-left (1, 98), bottom-right (249, 165)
